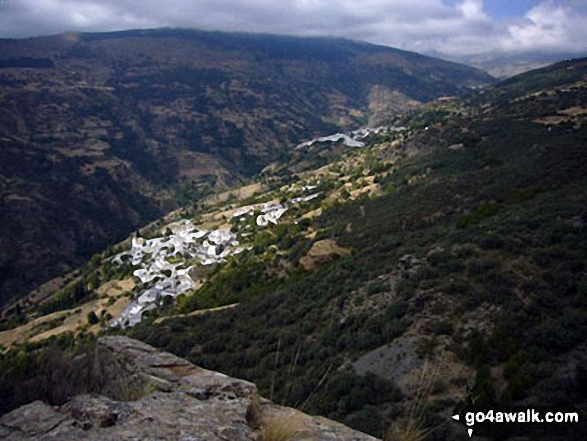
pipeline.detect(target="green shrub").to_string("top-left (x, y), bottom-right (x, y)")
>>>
top-left (87, 311), bottom-right (99, 325)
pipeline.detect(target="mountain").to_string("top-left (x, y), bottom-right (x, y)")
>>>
top-left (1, 58), bottom-right (586, 439)
top-left (0, 28), bottom-right (494, 306)
top-left (435, 50), bottom-right (587, 79)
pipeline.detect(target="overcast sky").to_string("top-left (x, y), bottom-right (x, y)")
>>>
top-left (0, 0), bottom-right (586, 57)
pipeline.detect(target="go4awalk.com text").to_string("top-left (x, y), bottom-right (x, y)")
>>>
top-left (451, 406), bottom-right (584, 438)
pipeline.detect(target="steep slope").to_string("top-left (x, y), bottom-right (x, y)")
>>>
top-left (121, 59), bottom-right (585, 438)
top-left (1, 58), bottom-right (585, 439)
top-left (0, 28), bottom-right (493, 305)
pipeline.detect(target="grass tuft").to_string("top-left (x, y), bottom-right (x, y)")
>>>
top-left (384, 358), bottom-right (446, 441)
top-left (385, 419), bottom-right (429, 441)
top-left (259, 417), bottom-right (301, 441)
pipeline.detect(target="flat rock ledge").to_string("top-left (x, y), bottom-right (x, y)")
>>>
top-left (0, 336), bottom-right (379, 441)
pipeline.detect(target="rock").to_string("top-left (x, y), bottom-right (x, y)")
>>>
top-left (62, 395), bottom-right (133, 428)
top-left (397, 254), bottom-right (421, 272)
top-left (353, 336), bottom-right (424, 395)
top-left (0, 336), bottom-right (379, 441)
top-left (0, 401), bottom-right (74, 438)
top-left (261, 405), bottom-right (379, 441)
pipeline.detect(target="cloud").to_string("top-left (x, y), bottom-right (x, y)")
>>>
top-left (505, 1), bottom-right (587, 53)
top-left (457, 0), bottom-right (488, 20)
top-left (0, 0), bottom-right (586, 56)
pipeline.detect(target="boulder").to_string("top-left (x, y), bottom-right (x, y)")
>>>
top-left (0, 336), bottom-right (379, 441)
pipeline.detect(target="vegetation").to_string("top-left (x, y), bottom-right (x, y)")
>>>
top-left (127, 59), bottom-right (587, 438)
top-left (0, 334), bottom-right (151, 415)
top-left (259, 418), bottom-right (301, 441)
top-left (0, 29), bottom-right (492, 304)
top-left (2, 57), bottom-right (587, 440)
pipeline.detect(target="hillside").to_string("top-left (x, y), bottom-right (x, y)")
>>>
top-left (124, 59), bottom-right (586, 439)
top-left (0, 29), bottom-right (494, 305)
top-left (2, 58), bottom-right (586, 439)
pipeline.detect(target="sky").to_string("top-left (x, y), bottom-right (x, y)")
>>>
top-left (0, 0), bottom-right (586, 57)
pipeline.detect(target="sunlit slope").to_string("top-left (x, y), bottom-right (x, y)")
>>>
top-left (0, 29), bottom-right (494, 304)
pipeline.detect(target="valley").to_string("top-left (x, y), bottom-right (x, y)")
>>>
top-left (1, 57), bottom-right (587, 439)
top-left (0, 29), bottom-right (494, 304)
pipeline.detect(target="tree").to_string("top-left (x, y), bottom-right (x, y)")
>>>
top-left (87, 311), bottom-right (99, 325)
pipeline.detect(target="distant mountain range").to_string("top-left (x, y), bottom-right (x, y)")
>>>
top-left (0, 28), bottom-right (494, 304)
top-left (431, 50), bottom-right (587, 79)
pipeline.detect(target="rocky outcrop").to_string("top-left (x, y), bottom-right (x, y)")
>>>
top-left (0, 336), bottom-right (379, 440)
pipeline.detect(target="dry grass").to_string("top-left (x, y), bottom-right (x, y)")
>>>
top-left (246, 393), bottom-right (302, 441)
top-left (385, 419), bottom-right (429, 441)
top-left (0, 280), bottom-right (134, 348)
top-left (384, 358), bottom-right (447, 441)
top-left (204, 182), bottom-right (264, 205)
top-left (259, 417), bottom-right (301, 441)
top-left (153, 302), bottom-right (236, 324)
top-left (246, 394), bottom-right (263, 430)
top-left (299, 239), bottom-right (351, 270)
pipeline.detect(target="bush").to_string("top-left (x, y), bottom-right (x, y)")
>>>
top-left (367, 281), bottom-right (384, 295)
top-left (87, 311), bottom-right (99, 325)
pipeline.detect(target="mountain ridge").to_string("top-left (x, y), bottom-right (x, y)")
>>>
top-left (0, 28), bottom-right (494, 305)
